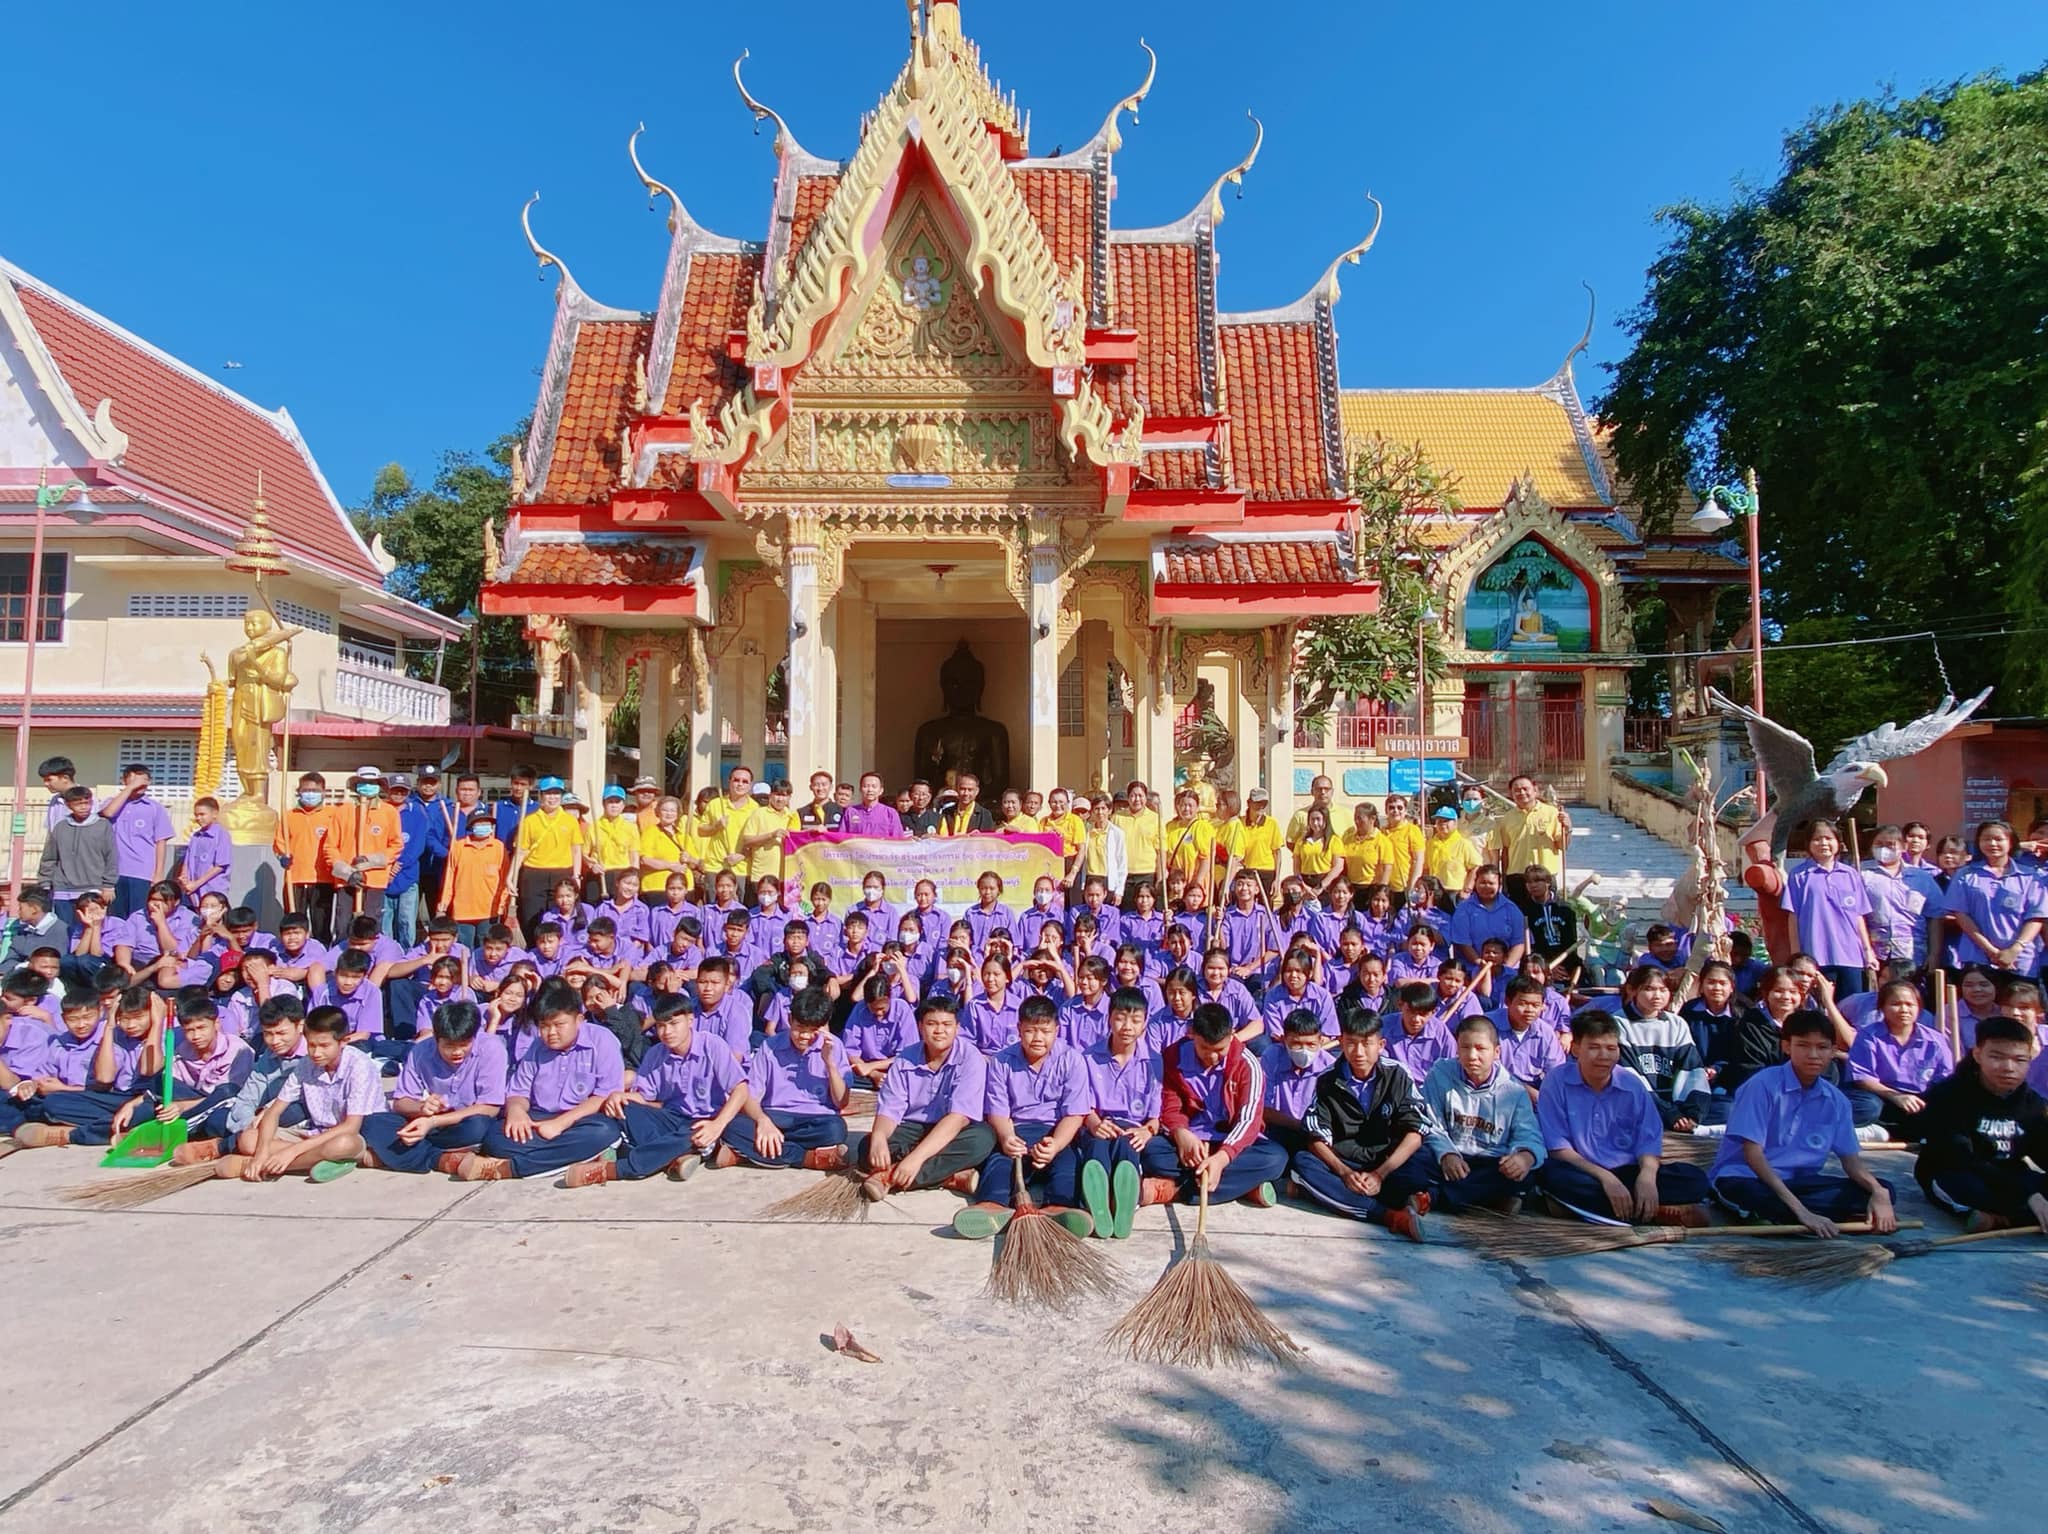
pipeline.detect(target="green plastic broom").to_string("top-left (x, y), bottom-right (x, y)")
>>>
top-left (100, 1023), bottom-right (186, 1168)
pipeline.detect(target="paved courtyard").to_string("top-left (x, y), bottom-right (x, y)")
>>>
top-left (0, 1144), bottom-right (2036, 1534)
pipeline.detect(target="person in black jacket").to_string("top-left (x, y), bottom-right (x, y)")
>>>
top-left (1914, 1016), bottom-right (2048, 1232)
top-left (1513, 867), bottom-right (1581, 983)
top-left (1294, 1007), bottom-right (1438, 1240)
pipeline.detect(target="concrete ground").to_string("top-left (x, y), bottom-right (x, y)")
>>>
top-left (0, 1143), bottom-right (2038, 1534)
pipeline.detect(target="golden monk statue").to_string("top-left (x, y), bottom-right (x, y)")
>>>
top-left (213, 601), bottom-right (303, 843)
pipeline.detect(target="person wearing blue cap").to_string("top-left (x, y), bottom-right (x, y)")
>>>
top-left (507, 776), bottom-right (584, 933)
top-left (1426, 804), bottom-right (1483, 897)
top-left (590, 785), bottom-right (641, 901)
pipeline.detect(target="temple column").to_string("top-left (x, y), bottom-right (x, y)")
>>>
top-left (1080, 620), bottom-right (1109, 793)
top-left (1142, 628), bottom-right (1175, 797)
top-left (569, 625), bottom-right (607, 802)
top-left (836, 582), bottom-right (873, 783)
top-left (686, 636), bottom-right (718, 801)
top-left (782, 529), bottom-right (833, 789)
top-left (1586, 668), bottom-right (1625, 811)
top-left (638, 652), bottom-right (670, 792)
top-left (1026, 540), bottom-right (1062, 799)
top-left (735, 647), bottom-right (766, 782)
top-left (1263, 624), bottom-right (1297, 827)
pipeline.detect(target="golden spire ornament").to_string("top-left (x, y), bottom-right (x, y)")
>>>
top-left (226, 470), bottom-right (290, 580)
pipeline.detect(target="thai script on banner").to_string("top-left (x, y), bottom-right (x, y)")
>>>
top-left (782, 831), bottom-right (1066, 912)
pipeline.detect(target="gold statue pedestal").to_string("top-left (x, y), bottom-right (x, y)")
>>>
top-left (221, 796), bottom-right (279, 847)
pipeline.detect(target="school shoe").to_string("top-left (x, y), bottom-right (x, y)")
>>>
top-left (456, 1154), bottom-right (514, 1181)
top-left (1238, 1182), bottom-right (1278, 1210)
top-left (1653, 1204), bottom-right (1710, 1229)
top-left (171, 1139), bottom-right (224, 1166)
top-left (802, 1145), bottom-right (849, 1173)
top-left (952, 1202), bottom-right (1013, 1240)
top-left (1110, 1161), bottom-right (1141, 1239)
top-left (1079, 1160), bottom-right (1114, 1238)
top-left (564, 1160), bottom-right (619, 1188)
top-left (667, 1154), bottom-right (703, 1182)
top-left (941, 1169), bottom-right (978, 1197)
top-left (434, 1151), bottom-right (469, 1176)
top-left (1139, 1176), bottom-right (1180, 1208)
top-left (11, 1123), bottom-right (71, 1149)
top-left (710, 1145), bottom-right (740, 1171)
top-left (1041, 1206), bottom-right (1094, 1238)
top-left (1966, 1211), bottom-right (2016, 1233)
top-left (309, 1160), bottom-right (356, 1183)
top-left (859, 1174), bottom-right (891, 1203)
top-left (1382, 1198), bottom-right (1428, 1243)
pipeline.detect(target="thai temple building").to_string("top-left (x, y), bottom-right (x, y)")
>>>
top-left (480, 0), bottom-right (1741, 818)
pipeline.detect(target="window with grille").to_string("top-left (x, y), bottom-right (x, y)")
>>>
top-left (274, 599), bottom-right (334, 635)
top-left (114, 735), bottom-right (198, 790)
top-left (1058, 656), bottom-right (1083, 737)
top-left (126, 593), bottom-right (251, 620)
top-left (0, 553), bottom-right (67, 642)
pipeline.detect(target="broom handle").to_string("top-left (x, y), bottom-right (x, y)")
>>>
top-left (1194, 1171), bottom-right (1210, 1238)
top-left (1012, 1154), bottom-right (1032, 1213)
top-left (1698, 1218), bottom-right (1923, 1239)
top-left (159, 1019), bottom-right (177, 1108)
top-left (1925, 1226), bottom-right (2044, 1251)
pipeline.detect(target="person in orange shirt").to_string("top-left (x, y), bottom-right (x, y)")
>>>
top-left (630, 775), bottom-right (662, 832)
top-left (439, 812), bottom-right (507, 947)
top-left (329, 766), bottom-right (407, 931)
top-left (275, 770), bottom-right (342, 943)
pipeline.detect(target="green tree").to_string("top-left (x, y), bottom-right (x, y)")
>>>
top-left (2005, 420), bottom-right (2048, 708)
top-left (1602, 69), bottom-right (2048, 715)
top-left (349, 427), bottom-right (533, 725)
top-left (1294, 434), bottom-right (1457, 726)
top-left (1758, 617), bottom-right (1923, 765)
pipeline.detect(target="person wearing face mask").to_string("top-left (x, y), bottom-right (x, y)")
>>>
top-left (275, 772), bottom-right (342, 944)
top-left (1260, 1008), bottom-right (1337, 1160)
top-left (329, 767), bottom-right (408, 934)
top-left (1860, 823), bottom-right (1943, 970)
top-left (439, 806), bottom-right (509, 949)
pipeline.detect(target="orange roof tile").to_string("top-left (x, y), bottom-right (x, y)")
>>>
top-left (788, 176), bottom-right (839, 262)
top-left (1160, 539), bottom-right (1345, 585)
top-left (1104, 243), bottom-right (1204, 418)
top-left (540, 319), bottom-right (647, 504)
top-left (1218, 321), bottom-right (1330, 502)
top-left (1140, 448), bottom-right (1211, 492)
top-left (504, 541), bottom-right (697, 587)
top-left (8, 274), bottom-right (382, 586)
top-left (661, 251), bottom-right (759, 417)
top-left (1013, 168), bottom-right (1093, 306)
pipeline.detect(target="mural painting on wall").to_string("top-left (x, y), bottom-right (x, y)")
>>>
top-left (1465, 538), bottom-right (1593, 653)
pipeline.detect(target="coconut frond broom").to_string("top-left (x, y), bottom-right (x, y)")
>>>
top-left (1701, 1224), bottom-right (2039, 1290)
top-left (58, 1162), bottom-right (219, 1211)
top-left (985, 1156), bottom-right (1119, 1311)
top-left (1105, 1180), bottom-right (1304, 1368)
top-left (759, 1170), bottom-right (871, 1223)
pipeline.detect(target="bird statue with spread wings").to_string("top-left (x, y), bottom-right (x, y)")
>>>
top-left (1705, 686), bottom-right (1993, 861)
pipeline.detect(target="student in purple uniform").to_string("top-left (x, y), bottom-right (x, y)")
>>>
top-left (1845, 979), bottom-right (1954, 1132)
top-left (720, 986), bottom-right (850, 1169)
top-left (1258, 955), bottom-right (1338, 1042)
top-left (1429, 958), bottom-right (1486, 1030)
top-left (953, 995), bottom-right (1093, 1238)
top-left (1013, 875), bottom-right (1062, 956)
top-left (1938, 820), bottom-right (2047, 983)
top-left (1077, 991), bottom-right (1163, 1240)
top-left (111, 882), bottom-right (200, 986)
top-left (1194, 947), bottom-right (1259, 1041)
top-left (965, 954), bottom-right (1022, 1053)
top-left (592, 869), bottom-right (654, 963)
top-left (1337, 945), bottom-right (1391, 1018)
top-left (1216, 873), bottom-right (1275, 995)
top-left (1386, 926), bottom-right (1441, 990)
top-left (356, 1002), bottom-right (508, 1173)
top-left (848, 873), bottom-right (898, 947)
top-left (961, 872), bottom-right (1013, 956)
top-left (1914, 1016), bottom-right (2048, 1230)
top-left (567, 992), bottom-right (748, 1185)
top-left (1057, 955), bottom-right (1113, 1050)
top-left (1708, 1011), bottom-right (1899, 1233)
top-left (177, 996), bottom-right (310, 1160)
top-left (410, 957), bottom-right (478, 1056)
top-left (1261, 1007), bottom-right (1337, 1157)
top-left (1384, 982), bottom-right (1457, 1083)
top-left (177, 796), bottom-right (233, 907)
top-left (127, 995), bottom-right (254, 1140)
top-left (1421, 1014), bottom-right (1547, 1213)
top-left (215, 1006), bottom-right (383, 1182)
top-left (101, 762), bottom-right (175, 919)
top-left (1067, 874), bottom-right (1124, 952)
top-left (853, 993), bottom-right (996, 1201)
top-left (1490, 976), bottom-right (1568, 1097)
top-left (1534, 1011), bottom-right (1709, 1225)
top-left (459, 978), bottom-right (624, 1180)
top-left (689, 956), bottom-right (757, 1057)
top-left (1292, 1008), bottom-right (1433, 1240)
top-left (268, 913), bottom-right (331, 994)
top-left (649, 881), bottom-right (704, 954)
top-left (844, 973), bottom-right (918, 1084)
top-left (467, 925), bottom-right (529, 1000)
top-left (0, 984), bottom-right (63, 1136)
top-left (8, 987), bottom-right (156, 1147)
top-left (1780, 820), bottom-right (1880, 996)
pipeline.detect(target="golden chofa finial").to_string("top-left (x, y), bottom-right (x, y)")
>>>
top-left (520, 192), bottom-right (579, 292)
top-left (1094, 39), bottom-right (1158, 155)
top-left (226, 470), bottom-right (289, 579)
top-left (628, 122), bottom-right (683, 233)
top-left (1199, 111), bottom-right (1264, 228)
top-left (1311, 192), bottom-right (1386, 307)
top-left (734, 49), bottom-right (797, 154)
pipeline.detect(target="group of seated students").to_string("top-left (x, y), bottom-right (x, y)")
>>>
top-left (3, 852), bottom-right (2043, 1248)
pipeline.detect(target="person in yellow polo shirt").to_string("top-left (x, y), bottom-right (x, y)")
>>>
top-left (1338, 801), bottom-right (1390, 898)
top-left (1162, 786), bottom-right (1215, 893)
top-left (1284, 774), bottom-right (1335, 852)
top-left (1039, 786), bottom-right (1085, 886)
top-left (637, 794), bottom-right (697, 899)
top-left (1492, 772), bottom-right (1572, 903)
top-left (1424, 805), bottom-right (1483, 895)
top-left (588, 785), bottom-right (643, 900)
top-left (1290, 804), bottom-right (1343, 898)
top-left (738, 778), bottom-right (801, 898)
top-left (1112, 780), bottom-right (1163, 906)
top-left (1381, 794), bottom-right (1426, 897)
top-left (698, 765), bottom-right (757, 886)
top-left (505, 776), bottom-right (584, 932)
top-left (1210, 788), bottom-right (1246, 900)
top-left (1235, 786), bottom-right (1284, 897)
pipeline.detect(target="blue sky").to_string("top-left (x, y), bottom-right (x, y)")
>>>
top-left (6, 1), bottom-right (2044, 504)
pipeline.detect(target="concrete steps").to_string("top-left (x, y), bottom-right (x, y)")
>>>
top-left (1562, 804), bottom-right (1757, 927)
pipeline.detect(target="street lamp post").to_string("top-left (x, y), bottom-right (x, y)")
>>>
top-left (9, 469), bottom-right (92, 900)
top-left (1414, 601), bottom-right (1438, 821)
top-left (1690, 468), bottom-right (1765, 810)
